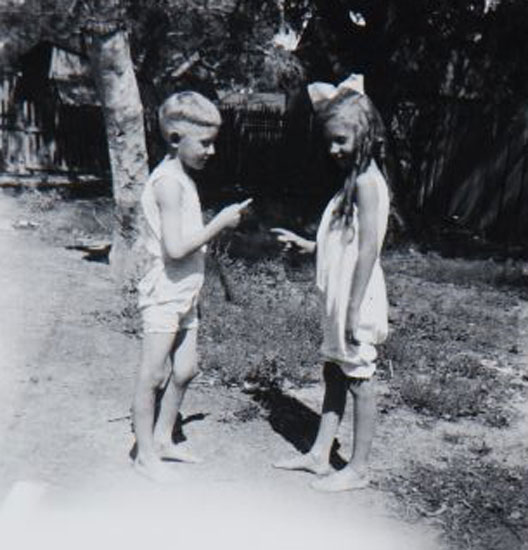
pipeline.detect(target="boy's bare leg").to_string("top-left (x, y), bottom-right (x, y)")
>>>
top-left (133, 332), bottom-right (179, 481)
top-left (153, 328), bottom-right (202, 463)
top-left (273, 363), bottom-right (347, 475)
top-left (312, 377), bottom-right (376, 492)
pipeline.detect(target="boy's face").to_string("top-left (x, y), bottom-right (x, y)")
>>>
top-left (323, 117), bottom-right (356, 170)
top-left (178, 125), bottom-right (219, 171)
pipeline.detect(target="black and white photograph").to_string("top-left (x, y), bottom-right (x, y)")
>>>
top-left (0, 1), bottom-right (526, 549)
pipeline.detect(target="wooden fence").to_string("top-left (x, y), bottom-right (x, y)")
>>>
top-left (2, 66), bottom-right (526, 247)
top-left (197, 104), bottom-right (332, 226)
top-left (208, 99), bottom-right (528, 246)
top-left (1, 98), bottom-right (53, 173)
top-left (393, 98), bottom-right (528, 246)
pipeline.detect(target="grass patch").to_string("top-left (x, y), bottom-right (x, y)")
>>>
top-left (200, 255), bottom-right (321, 388)
top-left (21, 193), bottom-right (520, 425)
top-left (200, 249), bottom-right (520, 429)
top-left (18, 188), bottom-right (114, 247)
top-left (395, 354), bottom-right (512, 426)
top-left (382, 251), bottom-right (521, 425)
top-left (386, 249), bottom-right (528, 295)
top-left (384, 460), bottom-right (528, 550)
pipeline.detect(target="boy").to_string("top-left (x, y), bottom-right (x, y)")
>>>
top-left (133, 91), bottom-right (251, 481)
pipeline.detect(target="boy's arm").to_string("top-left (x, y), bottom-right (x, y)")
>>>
top-left (346, 174), bottom-right (379, 337)
top-left (156, 177), bottom-right (251, 260)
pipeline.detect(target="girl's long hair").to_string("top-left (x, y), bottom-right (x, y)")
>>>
top-left (318, 90), bottom-right (388, 226)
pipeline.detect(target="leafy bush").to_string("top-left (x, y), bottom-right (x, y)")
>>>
top-left (20, 188), bottom-right (63, 213)
top-left (387, 250), bottom-right (528, 292)
top-left (384, 459), bottom-right (528, 550)
top-left (20, 191), bottom-right (114, 247)
top-left (383, 321), bottom-right (515, 426)
top-left (381, 251), bottom-right (521, 425)
top-left (395, 355), bottom-right (511, 425)
top-left (200, 255), bottom-right (321, 389)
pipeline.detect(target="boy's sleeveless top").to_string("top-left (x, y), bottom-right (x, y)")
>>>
top-left (316, 160), bottom-right (389, 374)
top-left (137, 156), bottom-right (206, 311)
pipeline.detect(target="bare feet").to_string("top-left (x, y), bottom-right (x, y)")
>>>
top-left (133, 457), bottom-right (180, 483)
top-left (310, 467), bottom-right (370, 492)
top-left (156, 444), bottom-right (203, 464)
top-left (272, 453), bottom-right (332, 476)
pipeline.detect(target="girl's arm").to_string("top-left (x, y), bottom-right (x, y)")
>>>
top-left (271, 228), bottom-right (316, 254)
top-left (347, 174), bottom-right (379, 337)
top-left (156, 177), bottom-right (252, 260)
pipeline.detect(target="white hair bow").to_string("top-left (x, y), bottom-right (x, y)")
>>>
top-left (307, 73), bottom-right (364, 111)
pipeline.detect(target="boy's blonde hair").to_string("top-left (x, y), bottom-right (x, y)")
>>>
top-left (159, 91), bottom-right (221, 143)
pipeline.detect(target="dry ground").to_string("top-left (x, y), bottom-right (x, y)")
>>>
top-left (0, 189), bottom-right (526, 550)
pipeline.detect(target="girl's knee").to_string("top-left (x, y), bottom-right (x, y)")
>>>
top-left (323, 362), bottom-right (347, 386)
top-left (348, 377), bottom-right (376, 398)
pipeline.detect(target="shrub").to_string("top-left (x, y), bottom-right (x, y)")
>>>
top-left (381, 252), bottom-right (520, 425)
top-left (20, 188), bottom-right (63, 213)
top-left (384, 460), bottom-right (528, 550)
top-left (200, 255), bottom-right (321, 389)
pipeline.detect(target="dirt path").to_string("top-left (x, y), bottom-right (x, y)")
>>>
top-left (0, 190), bottom-right (445, 550)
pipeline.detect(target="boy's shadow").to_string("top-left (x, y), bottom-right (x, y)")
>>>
top-left (129, 388), bottom-right (208, 461)
top-left (253, 387), bottom-right (347, 470)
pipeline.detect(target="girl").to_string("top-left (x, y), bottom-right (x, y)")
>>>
top-left (272, 80), bottom-right (390, 492)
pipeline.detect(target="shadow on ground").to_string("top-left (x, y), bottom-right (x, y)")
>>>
top-left (253, 387), bottom-right (347, 470)
top-left (128, 411), bottom-right (208, 461)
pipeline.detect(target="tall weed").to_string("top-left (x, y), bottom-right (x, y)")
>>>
top-left (385, 460), bottom-right (528, 550)
top-left (200, 255), bottom-right (321, 388)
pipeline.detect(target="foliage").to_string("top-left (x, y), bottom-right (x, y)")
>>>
top-left (200, 254), bottom-right (321, 389)
top-left (381, 250), bottom-right (523, 426)
top-left (13, 192), bottom-right (527, 550)
top-left (110, 0), bottom-right (310, 94)
top-left (259, 45), bottom-right (306, 93)
top-left (384, 459), bottom-right (528, 550)
top-left (383, 0), bottom-right (528, 103)
top-left (376, 1), bottom-right (528, 246)
top-left (1, 0), bottom-right (307, 94)
top-left (14, 189), bottom-right (525, 431)
top-left (395, 354), bottom-right (509, 426)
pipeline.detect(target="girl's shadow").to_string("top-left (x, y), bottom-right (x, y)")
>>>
top-left (253, 387), bottom-right (347, 470)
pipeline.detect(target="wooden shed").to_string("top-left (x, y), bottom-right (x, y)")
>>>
top-left (0, 41), bottom-right (109, 185)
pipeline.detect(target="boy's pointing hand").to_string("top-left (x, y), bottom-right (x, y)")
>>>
top-left (217, 198), bottom-right (253, 229)
top-left (238, 198), bottom-right (253, 213)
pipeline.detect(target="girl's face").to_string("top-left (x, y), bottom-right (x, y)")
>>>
top-left (323, 117), bottom-right (356, 170)
top-left (177, 125), bottom-right (219, 171)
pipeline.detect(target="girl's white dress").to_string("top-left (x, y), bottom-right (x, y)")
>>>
top-left (316, 161), bottom-right (390, 378)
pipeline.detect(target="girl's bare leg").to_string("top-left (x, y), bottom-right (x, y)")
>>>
top-left (273, 363), bottom-right (348, 475)
top-left (153, 328), bottom-right (202, 463)
top-left (348, 377), bottom-right (376, 471)
top-left (312, 377), bottom-right (376, 492)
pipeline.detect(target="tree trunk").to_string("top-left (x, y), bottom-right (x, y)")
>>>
top-left (86, 26), bottom-right (148, 283)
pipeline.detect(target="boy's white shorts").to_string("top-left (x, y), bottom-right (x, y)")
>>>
top-left (141, 301), bottom-right (199, 334)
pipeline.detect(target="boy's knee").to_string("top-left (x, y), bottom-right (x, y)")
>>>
top-left (172, 359), bottom-right (199, 387)
top-left (138, 363), bottom-right (167, 389)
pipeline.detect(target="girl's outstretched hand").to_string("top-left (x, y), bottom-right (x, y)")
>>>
top-left (271, 228), bottom-right (316, 254)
